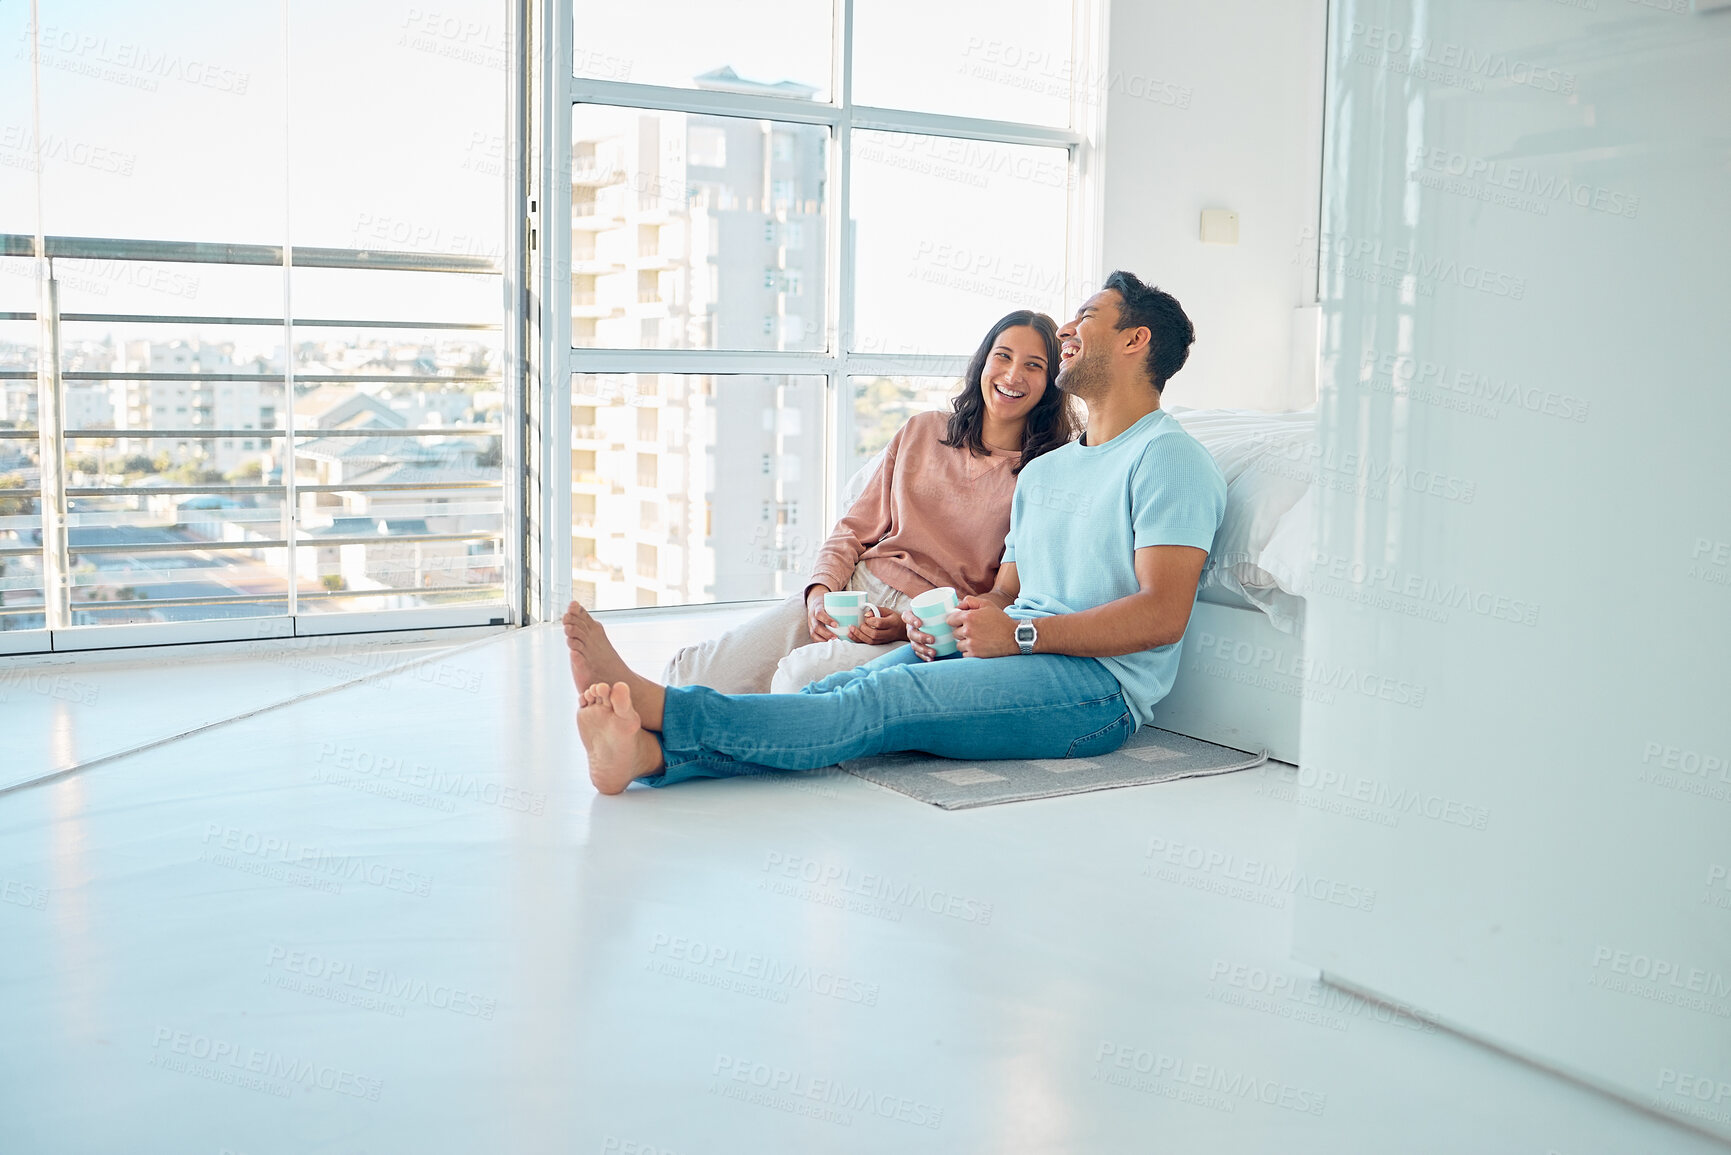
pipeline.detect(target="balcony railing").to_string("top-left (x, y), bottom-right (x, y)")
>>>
top-left (0, 232), bottom-right (507, 643)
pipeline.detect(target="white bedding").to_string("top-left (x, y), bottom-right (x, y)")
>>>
top-left (1167, 406), bottom-right (1315, 635)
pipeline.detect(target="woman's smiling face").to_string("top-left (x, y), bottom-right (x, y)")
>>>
top-left (978, 324), bottom-right (1051, 430)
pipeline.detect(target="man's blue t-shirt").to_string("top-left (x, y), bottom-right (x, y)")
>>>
top-left (1001, 407), bottom-right (1226, 728)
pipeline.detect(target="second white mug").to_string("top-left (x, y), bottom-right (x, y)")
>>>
top-left (824, 590), bottom-right (881, 629)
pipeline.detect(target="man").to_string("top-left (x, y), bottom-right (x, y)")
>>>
top-left (564, 271), bottom-right (1227, 794)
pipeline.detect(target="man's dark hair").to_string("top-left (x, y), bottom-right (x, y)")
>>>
top-left (1101, 270), bottom-right (1195, 392)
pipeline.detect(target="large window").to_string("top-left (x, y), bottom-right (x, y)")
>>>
top-left (2, 1), bottom-right (510, 652)
top-left (565, 0), bottom-right (1096, 611)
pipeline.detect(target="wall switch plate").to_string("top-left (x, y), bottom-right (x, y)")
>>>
top-left (1200, 208), bottom-right (1240, 245)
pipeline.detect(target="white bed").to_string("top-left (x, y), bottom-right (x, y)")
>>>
top-left (1152, 407), bottom-right (1315, 763)
top-left (1147, 598), bottom-right (1305, 763)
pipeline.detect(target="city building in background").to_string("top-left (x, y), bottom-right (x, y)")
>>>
top-left (0, 330), bottom-right (502, 630)
top-left (570, 69), bottom-right (829, 610)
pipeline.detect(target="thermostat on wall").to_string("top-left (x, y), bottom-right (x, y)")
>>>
top-left (1200, 208), bottom-right (1239, 245)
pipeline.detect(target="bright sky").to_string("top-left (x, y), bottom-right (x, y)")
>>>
top-left (2, 0), bottom-right (1077, 357)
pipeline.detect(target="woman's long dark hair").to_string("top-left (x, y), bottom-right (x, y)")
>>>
top-left (940, 310), bottom-right (1075, 473)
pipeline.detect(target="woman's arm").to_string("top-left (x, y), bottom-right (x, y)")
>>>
top-left (801, 427), bottom-right (906, 643)
top-left (805, 429), bottom-right (904, 600)
top-left (969, 563), bottom-right (1020, 612)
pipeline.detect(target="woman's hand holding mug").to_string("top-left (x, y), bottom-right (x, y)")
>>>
top-left (849, 609), bottom-right (906, 645)
top-left (804, 585), bottom-right (839, 642)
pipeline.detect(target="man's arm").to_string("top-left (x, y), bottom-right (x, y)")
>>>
top-left (949, 546), bottom-right (1206, 658)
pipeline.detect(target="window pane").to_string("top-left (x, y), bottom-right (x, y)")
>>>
top-left (854, 0), bottom-right (1074, 127)
top-left (845, 376), bottom-right (958, 489)
top-left (0, 4), bottom-right (37, 239)
top-left (851, 131), bottom-right (1068, 355)
top-left (571, 373), bottom-right (825, 609)
top-left (0, 315), bottom-right (39, 628)
top-left (25, 4), bottom-right (284, 245)
top-left (287, 1), bottom-right (507, 617)
top-left (572, 107), bottom-right (829, 352)
top-left (291, 0), bottom-right (505, 257)
top-left (293, 424), bottom-right (505, 615)
top-left (0, 315), bottom-right (37, 432)
top-left (60, 422), bottom-right (291, 627)
top-left (0, 458), bottom-right (38, 631)
top-left (50, 298), bottom-right (294, 627)
top-left (10, 0), bottom-right (508, 636)
top-left (14, 0), bottom-right (289, 631)
top-left (572, 3), bottom-right (832, 102)
top-left (0, 286), bottom-right (41, 633)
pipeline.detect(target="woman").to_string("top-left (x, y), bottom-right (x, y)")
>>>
top-left (664, 309), bottom-right (1075, 694)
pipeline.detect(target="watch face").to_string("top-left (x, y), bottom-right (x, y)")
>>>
top-left (1016, 622), bottom-right (1035, 641)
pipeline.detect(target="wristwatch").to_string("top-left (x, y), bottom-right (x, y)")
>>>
top-left (1015, 620), bottom-right (1038, 656)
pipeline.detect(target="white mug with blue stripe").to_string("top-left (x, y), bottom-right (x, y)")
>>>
top-left (823, 590), bottom-right (881, 629)
top-left (908, 586), bottom-right (960, 656)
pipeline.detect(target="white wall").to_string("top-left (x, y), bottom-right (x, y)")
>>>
top-left (1294, 0), bottom-right (1731, 1142)
top-left (1101, 0), bottom-right (1326, 412)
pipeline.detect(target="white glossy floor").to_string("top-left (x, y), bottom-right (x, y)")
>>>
top-left (1, 614), bottom-right (1724, 1155)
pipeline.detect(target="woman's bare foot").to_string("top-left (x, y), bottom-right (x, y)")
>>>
top-left (562, 601), bottom-right (666, 728)
top-left (578, 682), bottom-right (666, 794)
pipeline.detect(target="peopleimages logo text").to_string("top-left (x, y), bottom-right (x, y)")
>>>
top-left (1309, 549), bottom-right (1541, 629)
top-left (1348, 22), bottom-right (1576, 94)
top-left (1289, 765), bottom-right (1491, 831)
top-left (201, 824), bottom-right (433, 897)
top-left (263, 946), bottom-right (496, 1019)
top-left (1145, 837), bottom-right (1377, 912)
top-left (711, 1054), bottom-right (943, 1129)
top-left (150, 1028), bottom-right (382, 1101)
top-left (1360, 350), bottom-right (1590, 423)
top-left (22, 23), bottom-right (253, 94)
top-left (1590, 947), bottom-right (1731, 1001)
top-left (1306, 228), bottom-right (1526, 300)
top-left (1254, 433), bottom-right (1477, 505)
top-left (648, 933), bottom-right (880, 1007)
top-left (760, 852), bottom-right (993, 924)
top-left (1193, 630), bottom-right (1427, 708)
top-left (1094, 1043), bottom-right (1328, 1115)
top-left (1410, 148), bottom-right (1639, 219)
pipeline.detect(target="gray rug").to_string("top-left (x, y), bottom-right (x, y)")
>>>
top-left (839, 727), bottom-right (1267, 810)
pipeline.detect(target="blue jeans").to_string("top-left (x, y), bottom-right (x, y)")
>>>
top-left (646, 644), bottom-right (1133, 788)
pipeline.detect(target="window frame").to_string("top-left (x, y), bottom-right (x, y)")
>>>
top-left (540, 0), bottom-right (1108, 618)
top-left (1, 5), bottom-right (526, 656)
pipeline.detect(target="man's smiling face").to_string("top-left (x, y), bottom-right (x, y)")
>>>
top-left (1055, 289), bottom-right (1122, 400)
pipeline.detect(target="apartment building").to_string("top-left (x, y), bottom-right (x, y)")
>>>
top-left (570, 69), bottom-right (828, 610)
top-left (108, 340), bottom-right (279, 474)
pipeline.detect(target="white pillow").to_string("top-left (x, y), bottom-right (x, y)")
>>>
top-left (1167, 407), bottom-right (1315, 633)
top-left (840, 449), bottom-right (885, 510)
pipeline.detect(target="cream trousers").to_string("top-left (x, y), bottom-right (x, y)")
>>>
top-left (662, 564), bottom-right (913, 694)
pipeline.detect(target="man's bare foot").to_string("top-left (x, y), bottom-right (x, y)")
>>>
top-left (578, 682), bottom-right (666, 794)
top-left (562, 601), bottom-right (666, 728)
